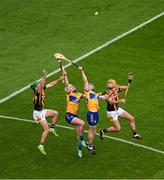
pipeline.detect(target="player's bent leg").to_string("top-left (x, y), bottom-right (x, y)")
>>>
top-left (119, 110), bottom-right (135, 130)
top-left (38, 119), bottom-right (49, 155)
top-left (105, 119), bottom-right (121, 133)
top-left (46, 109), bottom-right (59, 137)
top-left (87, 126), bottom-right (96, 144)
top-left (110, 120), bottom-right (121, 132)
top-left (39, 119), bottom-right (49, 144)
top-left (71, 117), bottom-right (85, 134)
top-left (72, 118), bottom-right (86, 145)
top-left (100, 110), bottom-right (121, 139)
top-left (46, 109), bottom-right (59, 124)
top-left (120, 111), bottom-right (142, 139)
top-left (71, 117), bottom-right (86, 157)
top-left (87, 126), bottom-right (96, 155)
top-left (86, 111), bottom-right (98, 152)
top-left (100, 119), bottom-right (121, 140)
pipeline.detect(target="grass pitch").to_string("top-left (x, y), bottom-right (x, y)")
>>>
top-left (0, 0), bottom-right (164, 179)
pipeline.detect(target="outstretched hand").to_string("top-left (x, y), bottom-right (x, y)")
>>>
top-left (43, 69), bottom-right (48, 77)
top-left (54, 53), bottom-right (66, 60)
top-left (78, 66), bottom-right (84, 71)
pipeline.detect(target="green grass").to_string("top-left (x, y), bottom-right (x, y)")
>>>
top-left (0, 0), bottom-right (164, 99)
top-left (0, 0), bottom-right (164, 179)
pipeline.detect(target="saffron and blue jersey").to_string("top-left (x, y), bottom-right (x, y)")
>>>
top-left (66, 92), bottom-right (83, 115)
top-left (84, 90), bottom-right (99, 112)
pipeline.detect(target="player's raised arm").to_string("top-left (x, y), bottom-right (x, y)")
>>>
top-left (40, 69), bottom-right (48, 88)
top-left (78, 66), bottom-right (89, 91)
top-left (117, 85), bottom-right (128, 91)
top-left (98, 93), bottom-right (109, 100)
top-left (62, 70), bottom-right (70, 94)
top-left (46, 75), bottom-right (63, 89)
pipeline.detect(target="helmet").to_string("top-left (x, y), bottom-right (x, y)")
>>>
top-left (107, 79), bottom-right (117, 89)
top-left (107, 79), bottom-right (116, 85)
top-left (31, 81), bottom-right (39, 90)
top-left (88, 83), bottom-right (95, 91)
top-left (65, 84), bottom-right (76, 93)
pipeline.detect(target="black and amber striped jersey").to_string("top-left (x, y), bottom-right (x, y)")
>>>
top-left (33, 87), bottom-right (46, 111)
top-left (107, 93), bottom-right (119, 111)
top-left (106, 88), bottom-right (120, 111)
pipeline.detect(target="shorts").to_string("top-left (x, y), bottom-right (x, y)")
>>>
top-left (33, 109), bottom-right (47, 123)
top-left (65, 112), bottom-right (77, 124)
top-left (87, 111), bottom-right (99, 126)
top-left (107, 107), bottom-right (124, 121)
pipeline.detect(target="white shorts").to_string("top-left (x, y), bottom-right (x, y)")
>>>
top-left (33, 109), bottom-right (47, 123)
top-left (107, 107), bottom-right (124, 121)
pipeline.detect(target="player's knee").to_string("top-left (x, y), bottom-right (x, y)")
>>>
top-left (130, 117), bottom-right (135, 123)
top-left (115, 126), bottom-right (121, 132)
top-left (53, 110), bottom-right (59, 117)
top-left (44, 128), bottom-right (49, 134)
top-left (56, 111), bottom-right (59, 116)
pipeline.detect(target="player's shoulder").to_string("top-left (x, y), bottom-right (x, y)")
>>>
top-left (84, 88), bottom-right (89, 92)
top-left (77, 92), bottom-right (83, 97)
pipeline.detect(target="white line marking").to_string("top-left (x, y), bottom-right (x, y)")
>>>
top-left (0, 115), bottom-right (163, 155)
top-left (0, 11), bottom-right (164, 104)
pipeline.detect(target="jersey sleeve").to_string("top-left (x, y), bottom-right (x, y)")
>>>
top-left (84, 90), bottom-right (89, 98)
top-left (77, 93), bottom-right (83, 99)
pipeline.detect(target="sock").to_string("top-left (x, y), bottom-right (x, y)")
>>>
top-left (77, 143), bottom-right (82, 150)
top-left (79, 135), bottom-right (84, 142)
top-left (132, 130), bottom-right (137, 135)
top-left (50, 123), bottom-right (55, 129)
top-left (103, 128), bottom-right (108, 133)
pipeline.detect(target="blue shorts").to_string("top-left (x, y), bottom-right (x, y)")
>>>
top-left (65, 112), bottom-right (77, 124)
top-left (87, 111), bottom-right (99, 126)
